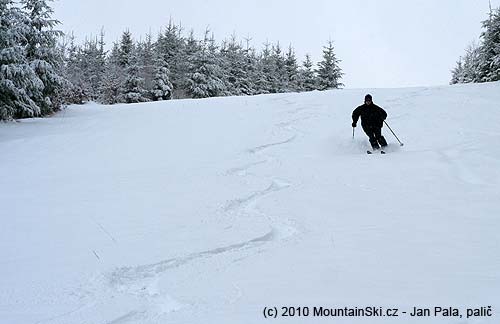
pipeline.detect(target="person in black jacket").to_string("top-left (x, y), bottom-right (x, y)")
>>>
top-left (352, 94), bottom-right (388, 150)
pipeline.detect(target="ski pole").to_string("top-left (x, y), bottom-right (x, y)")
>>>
top-left (384, 121), bottom-right (404, 146)
top-left (352, 127), bottom-right (355, 139)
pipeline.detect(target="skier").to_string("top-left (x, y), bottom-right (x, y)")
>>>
top-left (352, 94), bottom-right (388, 151)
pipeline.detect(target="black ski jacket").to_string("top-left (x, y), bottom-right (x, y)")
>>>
top-left (352, 103), bottom-right (387, 128)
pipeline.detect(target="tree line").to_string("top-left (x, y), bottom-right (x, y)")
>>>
top-left (1, 0), bottom-right (344, 121)
top-left (451, 6), bottom-right (500, 84)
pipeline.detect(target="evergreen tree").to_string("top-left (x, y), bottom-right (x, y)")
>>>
top-left (186, 32), bottom-right (225, 98)
top-left (0, 0), bottom-right (42, 119)
top-left (99, 43), bottom-right (122, 104)
top-left (298, 54), bottom-right (317, 91)
top-left (119, 51), bottom-right (148, 103)
top-left (285, 44), bottom-right (299, 91)
top-left (118, 30), bottom-right (134, 68)
top-left (156, 20), bottom-right (185, 96)
top-left (451, 42), bottom-right (483, 84)
top-left (450, 58), bottom-right (465, 85)
top-left (60, 33), bottom-right (86, 104)
top-left (316, 40), bottom-right (344, 90)
top-left (22, 0), bottom-right (64, 115)
top-left (151, 60), bottom-right (173, 101)
top-left (62, 34), bottom-right (80, 89)
top-left (80, 36), bottom-right (106, 100)
top-left (240, 37), bottom-right (258, 95)
top-left (271, 42), bottom-right (287, 92)
top-left (463, 43), bottom-right (482, 83)
top-left (136, 32), bottom-right (155, 95)
top-left (112, 30), bottom-right (148, 103)
top-left (220, 35), bottom-right (252, 96)
top-left (177, 30), bottom-right (201, 97)
top-left (253, 42), bottom-right (273, 94)
top-left (479, 7), bottom-right (500, 81)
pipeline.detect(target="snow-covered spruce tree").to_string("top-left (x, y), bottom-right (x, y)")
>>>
top-left (136, 32), bottom-right (156, 97)
top-left (451, 42), bottom-right (483, 84)
top-left (99, 43), bottom-right (123, 104)
top-left (117, 30), bottom-right (133, 68)
top-left (479, 7), bottom-right (500, 82)
top-left (298, 54), bottom-right (317, 91)
top-left (462, 43), bottom-right (482, 83)
top-left (285, 44), bottom-right (299, 92)
top-left (270, 42), bottom-right (287, 93)
top-left (89, 29), bottom-right (106, 99)
top-left (156, 20), bottom-right (185, 96)
top-left (450, 58), bottom-right (465, 85)
top-left (151, 58), bottom-right (173, 101)
top-left (114, 30), bottom-right (149, 103)
top-left (21, 0), bottom-right (64, 115)
top-left (316, 40), bottom-right (344, 90)
top-left (60, 33), bottom-right (87, 104)
top-left (77, 36), bottom-right (106, 101)
top-left (0, 0), bottom-right (43, 120)
top-left (186, 32), bottom-right (225, 98)
top-left (174, 30), bottom-right (200, 98)
top-left (119, 52), bottom-right (149, 103)
top-left (221, 35), bottom-right (253, 96)
top-left (253, 42), bottom-right (273, 94)
top-left (240, 37), bottom-right (258, 95)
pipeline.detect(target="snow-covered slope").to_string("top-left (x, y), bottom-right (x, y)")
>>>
top-left (1, 82), bottom-right (500, 324)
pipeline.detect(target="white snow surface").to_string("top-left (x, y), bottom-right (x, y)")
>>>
top-left (1, 83), bottom-right (500, 324)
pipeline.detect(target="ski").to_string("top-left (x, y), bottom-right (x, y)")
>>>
top-left (367, 150), bottom-right (386, 154)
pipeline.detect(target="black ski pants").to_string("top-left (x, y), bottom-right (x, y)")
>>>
top-left (362, 124), bottom-right (387, 149)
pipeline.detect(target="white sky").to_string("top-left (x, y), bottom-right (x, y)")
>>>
top-left (52, 0), bottom-right (500, 88)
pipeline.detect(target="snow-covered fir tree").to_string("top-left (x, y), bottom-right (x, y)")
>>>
top-left (450, 58), bottom-right (465, 85)
top-left (114, 31), bottom-right (149, 103)
top-left (253, 42), bottom-right (273, 94)
top-left (61, 33), bottom-right (87, 104)
top-left (151, 59), bottom-right (173, 101)
top-left (316, 40), bottom-right (343, 90)
top-left (120, 52), bottom-right (148, 103)
top-left (186, 32), bottom-right (225, 98)
top-left (78, 35), bottom-right (106, 101)
top-left (479, 7), bottom-right (500, 81)
top-left (177, 30), bottom-right (202, 97)
top-left (118, 30), bottom-right (133, 68)
top-left (21, 0), bottom-right (65, 115)
top-left (285, 44), bottom-right (299, 92)
top-left (0, 0), bottom-right (42, 119)
top-left (452, 6), bottom-right (500, 84)
top-left (156, 20), bottom-right (185, 96)
top-left (451, 49), bottom-right (481, 85)
top-left (270, 42), bottom-right (287, 93)
top-left (136, 32), bottom-right (155, 96)
top-left (221, 34), bottom-right (256, 96)
top-left (99, 43), bottom-right (123, 104)
top-left (298, 54), bottom-right (317, 91)
top-left (240, 37), bottom-right (258, 95)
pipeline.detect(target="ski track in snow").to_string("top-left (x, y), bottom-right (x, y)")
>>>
top-left (109, 229), bottom-right (276, 288)
top-left (223, 180), bottom-right (291, 212)
top-left (224, 160), bottom-right (267, 176)
top-left (66, 98), bottom-right (314, 323)
top-left (247, 135), bottom-right (297, 154)
top-left (220, 100), bottom-right (322, 248)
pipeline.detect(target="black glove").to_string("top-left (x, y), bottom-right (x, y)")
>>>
top-left (352, 122), bottom-right (357, 128)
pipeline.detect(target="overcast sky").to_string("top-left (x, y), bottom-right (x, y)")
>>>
top-left (52, 0), bottom-right (499, 88)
